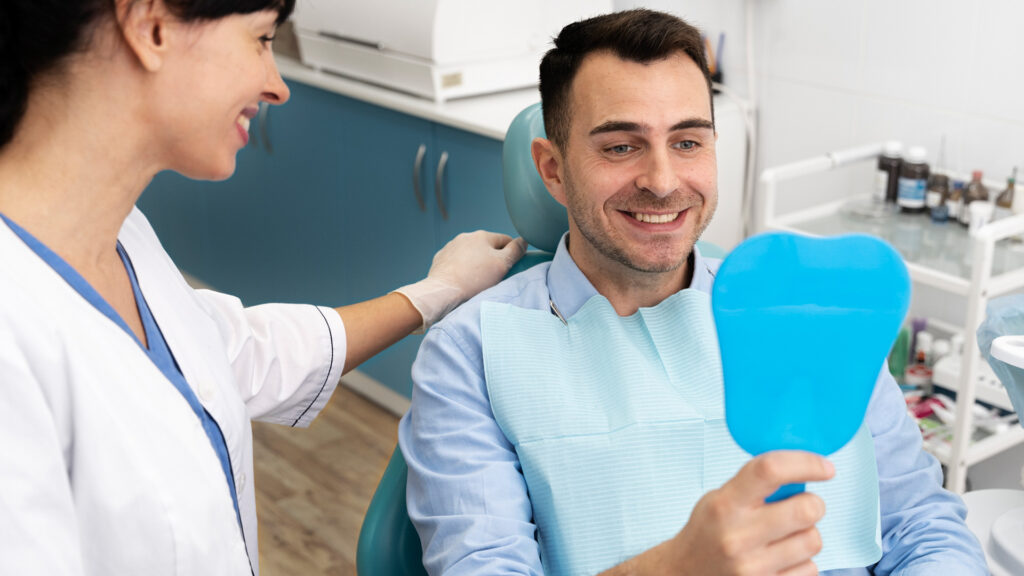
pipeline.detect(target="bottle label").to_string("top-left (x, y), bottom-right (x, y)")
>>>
top-left (874, 171), bottom-right (889, 203)
top-left (959, 203), bottom-right (972, 225)
top-left (947, 199), bottom-right (961, 219)
top-left (925, 190), bottom-right (942, 209)
top-left (898, 176), bottom-right (927, 208)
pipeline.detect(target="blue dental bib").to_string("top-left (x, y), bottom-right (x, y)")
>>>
top-left (481, 290), bottom-right (881, 576)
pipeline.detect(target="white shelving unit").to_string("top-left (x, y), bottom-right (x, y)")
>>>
top-left (759, 143), bottom-right (1024, 493)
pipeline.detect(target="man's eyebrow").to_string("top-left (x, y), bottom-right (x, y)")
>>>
top-left (588, 118), bottom-right (715, 137)
top-left (670, 118), bottom-right (715, 131)
top-left (589, 121), bottom-right (643, 136)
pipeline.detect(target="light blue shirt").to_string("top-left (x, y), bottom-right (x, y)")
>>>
top-left (399, 236), bottom-right (987, 576)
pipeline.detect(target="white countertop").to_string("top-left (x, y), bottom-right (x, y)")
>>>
top-left (277, 56), bottom-right (541, 142)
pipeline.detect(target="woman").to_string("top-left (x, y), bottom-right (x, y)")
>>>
top-left (0, 0), bottom-right (525, 573)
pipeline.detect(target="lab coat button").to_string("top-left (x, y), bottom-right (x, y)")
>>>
top-left (236, 471), bottom-right (246, 491)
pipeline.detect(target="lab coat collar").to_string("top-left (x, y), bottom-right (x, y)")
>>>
top-left (546, 232), bottom-right (717, 321)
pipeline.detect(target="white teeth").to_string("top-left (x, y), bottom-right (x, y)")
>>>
top-left (238, 115), bottom-right (251, 132)
top-left (631, 211), bottom-right (680, 224)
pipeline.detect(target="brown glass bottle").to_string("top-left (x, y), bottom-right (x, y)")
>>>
top-left (875, 141), bottom-right (903, 204)
top-left (897, 147), bottom-right (929, 213)
top-left (958, 171), bottom-right (989, 226)
top-left (995, 167), bottom-right (1017, 220)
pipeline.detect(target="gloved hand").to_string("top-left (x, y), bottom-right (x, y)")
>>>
top-left (978, 294), bottom-right (1024, 424)
top-left (395, 231), bottom-right (527, 332)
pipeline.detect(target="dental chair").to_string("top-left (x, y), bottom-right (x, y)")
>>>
top-left (355, 103), bottom-right (726, 576)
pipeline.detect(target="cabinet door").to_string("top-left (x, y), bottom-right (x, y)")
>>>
top-left (332, 97), bottom-right (438, 397)
top-left (433, 125), bottom-right (518, 246)
top-left (138, 82), bottom-right (354, 306)
top-left (137, 171), bottom-right (214, 280)
top-left (208, 82), bottom-right (362, 306)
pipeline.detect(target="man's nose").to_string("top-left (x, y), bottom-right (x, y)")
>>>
top-left (634, 148), bottom-right (679, 198)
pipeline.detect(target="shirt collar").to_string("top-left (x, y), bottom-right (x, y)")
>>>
top-left (546, 233), bottom-right (718, 321)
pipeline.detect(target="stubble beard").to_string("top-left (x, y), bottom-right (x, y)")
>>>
top-left (562, 166), bottom-right (714, 275)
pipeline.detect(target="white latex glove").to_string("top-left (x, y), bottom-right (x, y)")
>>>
top-left (395, 231), bottom-right (528, 332)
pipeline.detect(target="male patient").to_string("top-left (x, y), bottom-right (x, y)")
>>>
top-left (399, 9), bottom-right (986, 576)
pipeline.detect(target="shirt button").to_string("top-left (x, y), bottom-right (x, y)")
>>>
top-left (236, 471), bottom-right (247, 492)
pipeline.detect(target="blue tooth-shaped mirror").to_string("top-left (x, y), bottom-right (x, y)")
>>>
top-left (711, 232), bottom-right (910, 502)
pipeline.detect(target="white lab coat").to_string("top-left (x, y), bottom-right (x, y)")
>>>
top-left (0, 208), bottom-right (347, 575)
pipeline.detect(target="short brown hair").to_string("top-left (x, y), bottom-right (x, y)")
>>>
top-left (539, 9), bottom-right (714, 149)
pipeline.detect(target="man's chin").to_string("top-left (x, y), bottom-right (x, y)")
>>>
top-left (621, 251), bottom-right (692, 274)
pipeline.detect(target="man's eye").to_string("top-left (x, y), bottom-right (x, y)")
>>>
top-left (675, 140), bottom-right (698, 150)
top-left (259, 35), bottom-right (276, 46)
top-left (607, 144), bottom-right (634, 154)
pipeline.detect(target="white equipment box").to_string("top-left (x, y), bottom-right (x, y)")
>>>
top-left (292, 0), bottom-right (612, 102)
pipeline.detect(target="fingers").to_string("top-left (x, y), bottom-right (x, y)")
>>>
top-left (724, 451), bottom-right (835, 506)
top-left (762, 493), bottom-right (826, 538)
top-left (777, 557), bottom-right (820, 576)
top-left (458, 230), bottom-right (517, 249)
top-left (501, 237), bottom-right (528, 263)
top-left (450, 231), bottom-right (527, 266)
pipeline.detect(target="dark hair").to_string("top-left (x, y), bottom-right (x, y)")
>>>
top-left (0, 0), bottom-right (294, 149)
top-left (539, 9), bottom-right (714, 149)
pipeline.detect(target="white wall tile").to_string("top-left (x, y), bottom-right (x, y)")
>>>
top-left (757, 77), bottom-right (864, 216)
top-left (970, 0), bottom-right (1024, 124)
top-left (859, 0), bottom-right (979, 112)
top-left (850, 96), bottom-right (968, 170)
top-left (758, 0), bottom-right (865, 91)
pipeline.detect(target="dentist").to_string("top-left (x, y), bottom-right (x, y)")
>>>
top-left (0, 0), bottom-right (524, 574)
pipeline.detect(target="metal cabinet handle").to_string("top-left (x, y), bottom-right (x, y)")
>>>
top-left (435, 151), bottom-right (449, 220)
top-left (412, 144), bottom-right (427, 211)
top-left (258, 102), bottom-right (273, 154)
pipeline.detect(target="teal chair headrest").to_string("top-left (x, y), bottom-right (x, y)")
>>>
top-left (502, 103), bottom-right (568, 254)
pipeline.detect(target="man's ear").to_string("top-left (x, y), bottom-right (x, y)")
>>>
top-left (117, 0), bottom-right (171, 72)
top-left (531, 137), bottom-right (567, 207)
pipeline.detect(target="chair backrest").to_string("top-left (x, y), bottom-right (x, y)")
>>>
top-left (356, 104), bottom-right (555, 576)
top-left (355, 448), bottom-right (425, 576)
top-left (355, 103), bottom-right (727, 576)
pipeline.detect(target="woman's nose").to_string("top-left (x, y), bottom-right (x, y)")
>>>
top-left (262, 54), bottom-right (291, 105)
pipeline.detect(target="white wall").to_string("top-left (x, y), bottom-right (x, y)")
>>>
top-left (613, 0), bottom-right (1024, 489)
top-left (616, 0), bottom-right (1024, 213)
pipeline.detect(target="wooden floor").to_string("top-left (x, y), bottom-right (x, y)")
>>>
top-left (253, 385), bottom-right (399, 576)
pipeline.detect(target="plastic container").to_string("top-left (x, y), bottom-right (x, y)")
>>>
top-left (897, 146), bottom-right (929, 213)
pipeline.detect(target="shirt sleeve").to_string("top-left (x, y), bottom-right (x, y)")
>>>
top-left (399, 315), bottom-right (544, 576)
top-left (864, 366), bottom-right (988, 575)
top-left (195, 289), bottom-right (347, 427)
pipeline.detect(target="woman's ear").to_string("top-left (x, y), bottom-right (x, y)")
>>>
top-left (531, 137), bottom-right (568, 207)
top-left (117, 0), bottom-right (170, 72)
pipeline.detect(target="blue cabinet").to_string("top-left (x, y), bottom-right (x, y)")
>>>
top-left (138, 80), bottom-right (516, 398)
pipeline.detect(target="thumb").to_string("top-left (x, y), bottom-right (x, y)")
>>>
top-left (500, 237), bottom-right (528, 264)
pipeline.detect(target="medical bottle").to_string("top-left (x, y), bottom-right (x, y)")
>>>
top-left (946, 180), bottom-right (965, 222)
top-left (897, 146), bottom-right (929, 213)
top-left (994, 167), bottom-right (1017, 221)
top-left (926, 173), bottom-right (950, 220)
top-left (958, 171), bottom-right (989, 227)
top-left (875, 141), bottom-right (903, 205)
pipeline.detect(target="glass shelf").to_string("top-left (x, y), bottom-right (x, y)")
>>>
top-left (790, 200), bottom-right (1024, 281)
